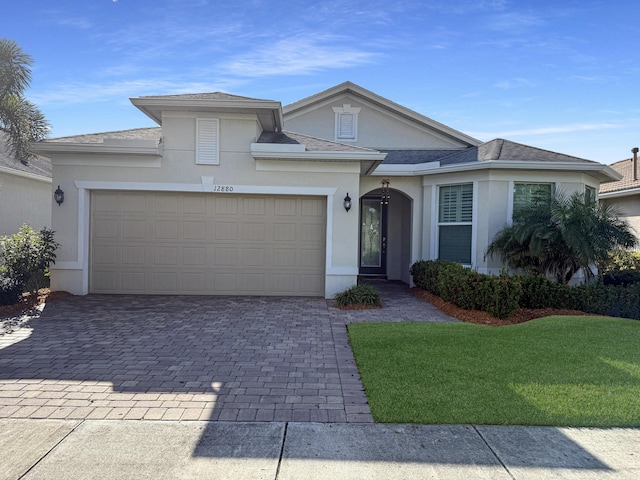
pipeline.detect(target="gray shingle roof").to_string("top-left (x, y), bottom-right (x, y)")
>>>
top-left (258, 131), bottom-right (379, 152)
top-left (379, 150), bottom-right (463, 165)
top-left (477, 139), bottom-right (598, 163)
top-left (0, 132), bottom-right (52, 178)
top-left (600, 157), bottom-right (640, 193)
top-left (46, 127), bottom-right (162, 144)
top-left (134, 92), bottom-right (274, 102)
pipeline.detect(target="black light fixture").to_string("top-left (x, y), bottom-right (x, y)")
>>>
top-left (54, 185), bottom-right (64, 206)
top-left (343, 193), bottom-right (352, 212)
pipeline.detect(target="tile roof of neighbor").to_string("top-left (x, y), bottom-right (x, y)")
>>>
top-left (0, 132), bottom-right (52, 178)
top-left (599, 157), bottom-right (640, 193)
top-left (46, 127), bottom-right (163, 144)
top-left (257, 131), bottom-right (380, 152)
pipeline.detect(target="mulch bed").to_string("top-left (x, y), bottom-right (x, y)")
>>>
top-left (412, 288), bottom-right (594, 326)
top-left (0, 289), bottom-right (71, 319)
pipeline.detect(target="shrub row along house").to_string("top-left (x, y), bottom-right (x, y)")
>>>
top-left (32, 82), bottom-right (621, 298)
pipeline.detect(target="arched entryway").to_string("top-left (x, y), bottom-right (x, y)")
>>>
top-left (359, 188), bottom-right (412, 283)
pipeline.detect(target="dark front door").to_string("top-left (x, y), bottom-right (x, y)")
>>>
top-left (359, 196), bottom-right (387, 275)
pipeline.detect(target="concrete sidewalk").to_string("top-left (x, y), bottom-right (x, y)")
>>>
top-left (2, 419), bottom-right (638, 479)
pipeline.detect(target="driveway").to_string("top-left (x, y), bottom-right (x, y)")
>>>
top-left (0, 282), bottom-right (455, 423)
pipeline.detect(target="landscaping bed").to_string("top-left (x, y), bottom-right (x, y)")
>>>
top-left (413, 288), bottom-right (594, 326)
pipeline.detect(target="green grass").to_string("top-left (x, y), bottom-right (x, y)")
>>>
top-left (348, 316), bottom-right (640, 426)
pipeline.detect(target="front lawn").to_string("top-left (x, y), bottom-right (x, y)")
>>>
top-left (348, 316), bottom-right (640, 426)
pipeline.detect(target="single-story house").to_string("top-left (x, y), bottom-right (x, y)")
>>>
top-left (32, 82), bottom-right (621, 298)
top-left (599, 148), bottom-right (640, 244)
top-left (0, 132), bottom-right (52, 236)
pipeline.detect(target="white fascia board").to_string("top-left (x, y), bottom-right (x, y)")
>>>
top-left (31, 142), bottom-right (161, 156)
top-left (372, 162), bottom-right (441, 176)
top-left (0, 165), bottom-right (52, 183)
top-left (370, 160), bottom-right (620, 181)
top-left (251, 148), bottom-right (386, 162)
top-left (599, 187), bottom-right (640, 199)
top-left (251, 142), bottom-right (305, 153)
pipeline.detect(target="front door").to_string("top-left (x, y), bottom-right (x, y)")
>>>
top-left (359, 196), bottom-right (387, 275)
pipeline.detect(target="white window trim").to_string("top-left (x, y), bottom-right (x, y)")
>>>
top-left (196, 118), bottom-right (220, 165)
top-left (332, 104), bottom-right (361, 142)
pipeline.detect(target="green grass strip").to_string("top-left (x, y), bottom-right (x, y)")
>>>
top-left (348, 316), bottom-right (640, 426)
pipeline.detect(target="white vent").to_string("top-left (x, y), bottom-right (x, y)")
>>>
top-left (196, 118), bottom-right (219, 165)
top-left (332, 104), bottom-right (360, 142)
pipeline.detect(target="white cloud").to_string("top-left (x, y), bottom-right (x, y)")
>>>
top-left (220, 35), bottom-right (379, 77)
top-left (469, 123), bottom-right (620, 139)
top-left (495, 78), bottom-right (536, 89)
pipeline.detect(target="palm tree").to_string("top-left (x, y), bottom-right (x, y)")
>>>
top-left (0, 38), bottom-right (49, 164)
top-left (486, 191), bottom-right (637, 283)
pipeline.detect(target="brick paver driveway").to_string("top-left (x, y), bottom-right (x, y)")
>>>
top-left (0, 282), bottom-right (455, 423)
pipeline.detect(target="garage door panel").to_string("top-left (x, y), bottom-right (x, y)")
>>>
top-left (91, 192), bottom-right (325, 296)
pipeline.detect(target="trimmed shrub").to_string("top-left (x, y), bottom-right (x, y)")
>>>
top-left (410, 259), bottom-right (450, 294)
top-left (0, 225), bottom-right (59, 294)
top-left (334, 283), bottom-right (382, 308)
top-left (0, 274), bottom-right (22, 306)
top-left (411, 260), bottom-right (522, 318)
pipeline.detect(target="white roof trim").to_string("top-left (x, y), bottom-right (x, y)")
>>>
top-left (31, 142), bottom-right (162, 157)
top-left (372, 160), bottom-right (621, 182)
top-left (0, 165), bottom-right (52, 183)
top-left (599, 186), bottom-right (640, 199)
top-left (250, 145), bottom-right (386, 162)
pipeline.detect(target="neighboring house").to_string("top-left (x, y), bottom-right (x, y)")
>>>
top-left (599, 149), bottom-right (640, 245)
top-left (0, 132), bottom-right (52, 236)
top-left (32, 82), bottom-right (620, 298)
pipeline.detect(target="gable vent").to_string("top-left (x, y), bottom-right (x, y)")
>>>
top-left (196, 118), bottom-right (219, 165)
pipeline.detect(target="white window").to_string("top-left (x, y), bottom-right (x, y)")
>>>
top-left (438, 184), bottom-right (473, 264)
top-left (332, 104), bottom-right (361, 142)
top-left (196, 118), bottom-right (219, 165)
top-left (513, 183), bottom-right (553, 217)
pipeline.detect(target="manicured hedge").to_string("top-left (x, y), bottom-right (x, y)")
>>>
top-left (411, 260), bottom-right (640, 320)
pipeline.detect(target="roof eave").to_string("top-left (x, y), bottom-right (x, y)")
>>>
top-left (371, 160), bottom-right (621, 181)
top-left (31, 141), bottom-right (162, 157)
top-left (599, 186), bottom-right (640, 199)
top-left (130, 97), bottom-right (284, 132)
top-left (0, 164), bottom-right (52, 182)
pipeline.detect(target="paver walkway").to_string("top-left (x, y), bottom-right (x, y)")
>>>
top-left (0, 282), bottom-right (456, 423)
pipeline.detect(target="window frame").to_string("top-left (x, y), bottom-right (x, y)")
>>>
top-left (195, 118), bottom-right (220, 165)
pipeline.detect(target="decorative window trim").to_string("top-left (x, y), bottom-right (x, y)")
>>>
top-left (332, 104), bottom-right (361, 142)
top-left (196, 118), bottom-right (219, 165)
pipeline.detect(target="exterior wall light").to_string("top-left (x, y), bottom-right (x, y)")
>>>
top-left (54, 185), bottom-right (64, 206)
top-left (343, 193), bottom-right (352, 212)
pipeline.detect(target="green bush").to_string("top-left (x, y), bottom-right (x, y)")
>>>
top-left (334, 283), bottom-right (382, 308)
top-left (0, 274), bottom-right (22, 306)
top-left (410, 259), bottom-right (450, 294)
top-left (0, 224), bottom-right (60, 294)
top-left (410, 260), bottom-right (522, 318)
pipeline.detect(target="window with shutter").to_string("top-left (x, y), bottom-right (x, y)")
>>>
top-left (513, 183), bottom-right (552, 217)
top-left (196, 118), bottom-right (219, 165)
top-left (438, 184), bottom-right (473, 264)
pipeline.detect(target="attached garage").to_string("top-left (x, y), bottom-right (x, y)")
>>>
top-left (90, 191), bottom-right (326, 296)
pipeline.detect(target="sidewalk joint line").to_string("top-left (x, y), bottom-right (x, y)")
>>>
top-left (274, 421), bottom-right (288, 479)
top-left (472, 424), bottom-right (516, 480)
top-left (18, 419), bottom-right (85, 480)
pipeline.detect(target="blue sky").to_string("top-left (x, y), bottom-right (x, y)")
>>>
top-left (3, 0), bottom-right (639, 163)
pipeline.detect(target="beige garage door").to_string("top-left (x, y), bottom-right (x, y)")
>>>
top-left (90, 191), bottom-right (326, 296)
